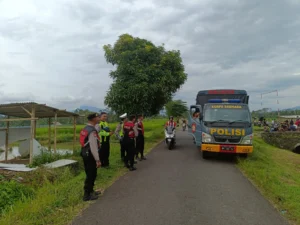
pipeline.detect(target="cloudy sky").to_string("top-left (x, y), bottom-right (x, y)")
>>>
top-left (1, 0), bottom-right (300, 112)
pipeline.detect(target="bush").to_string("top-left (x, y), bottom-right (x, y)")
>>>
top-left (0, 181), bottom-right (35, 213)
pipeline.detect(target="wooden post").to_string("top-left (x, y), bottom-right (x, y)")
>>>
top-left (29, 105), bottom-right (36, 164)
top-left (48, 118), bottom-right (51, 151)
top-left (73, 116), bottom-right (76, 152)
top-left (34, 119), bottom-right (37, 138)
top-left (5, 117), bottom-right (9, 162)
top-left (54, 112), bottom-right (57, 153)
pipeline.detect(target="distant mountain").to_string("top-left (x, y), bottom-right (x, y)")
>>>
top-left (79, 105), bottom-right (102, 112)
top-left (283, 106), bottom-right (300, 111)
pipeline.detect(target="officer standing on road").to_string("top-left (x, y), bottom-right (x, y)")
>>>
top-left (98, 112), bottom-right (114, 168)
top-left (115, 113), bottom-right (127, 162)
top-left (123, 114), bottom-right (138, 171)
top-left (79, 113), bottom-right (101, 201)
top-left (135, 114), bottom-right (146, 161)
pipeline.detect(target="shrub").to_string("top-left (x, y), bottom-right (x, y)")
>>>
top-left (0, 181), bottom-right (35, 214)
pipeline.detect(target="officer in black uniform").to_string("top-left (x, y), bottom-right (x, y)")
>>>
top-left (115, 113), bottom-right (127, 161)
top-left (79, 113), bottom-right (101, 201)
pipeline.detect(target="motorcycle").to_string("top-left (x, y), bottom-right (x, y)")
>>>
top-left (165, 126), bottom-right (176, 150)
top-left (182, 122), bottom-right (186, 131)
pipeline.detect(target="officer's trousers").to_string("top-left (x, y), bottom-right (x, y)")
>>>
top-left (82, 154), bottom-right (97, 195)
top-left (120, 139), bottom-right (126, 160)
top-left (100, 142), bottom-right (110, 167)
top-left (136, 135), bottom-right (145, 158)
top-left (124, 138), bottom-right (135, 168)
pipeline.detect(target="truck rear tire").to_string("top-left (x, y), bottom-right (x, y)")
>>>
top-left (239, 153), bottom-right (248, 158)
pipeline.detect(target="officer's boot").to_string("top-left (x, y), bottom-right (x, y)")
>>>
top-left (129, 167), bottom-right (137, 171)
top-left (141, 153), bottom-right (146, 160)
top-left (83, 191), bottom-right (98, 201)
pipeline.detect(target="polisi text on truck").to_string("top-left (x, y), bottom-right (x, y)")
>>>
top-left (209, 128), bottom-right (245, 136)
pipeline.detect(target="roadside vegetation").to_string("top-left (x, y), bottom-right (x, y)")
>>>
top-left (238, 128), bottom-right (300, 225)
top-left (0, 118), bottom-right (165, 225)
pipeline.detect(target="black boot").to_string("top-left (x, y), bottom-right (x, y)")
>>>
top-left (91, 190), bottom-right (101, 196)
top-left (83, 191), bottom-right (98, 201)
top-left (129, 166), bottom-right (137, 171)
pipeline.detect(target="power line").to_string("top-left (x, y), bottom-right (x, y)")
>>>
top-left (260, 90), bottom-right (280, 116)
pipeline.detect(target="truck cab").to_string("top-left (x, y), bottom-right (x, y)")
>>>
top-left (188, 89), bottom-right (253, 159)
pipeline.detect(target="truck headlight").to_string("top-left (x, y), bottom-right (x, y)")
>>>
top-left (241, 134), bottom-right (253, 145)
top-left (202, 132), bottom-right (212, 143)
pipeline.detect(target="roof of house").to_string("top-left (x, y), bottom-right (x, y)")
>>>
top-left (0, 102), bottom-right (79, 118)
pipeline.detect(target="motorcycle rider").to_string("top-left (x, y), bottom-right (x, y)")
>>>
top-left (165, 116), bottom-right (177, 141)
top-left (182, 119), bottom-right (187, 131)
top-left (165, 116), bottom-right (177, 128)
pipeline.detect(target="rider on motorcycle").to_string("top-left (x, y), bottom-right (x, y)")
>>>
top-left (165, 116), bottom-right (177, 138)
top-left (165, 116), bottom-right (177, 128)
top-left (182, 119), bottom-right (187, 130)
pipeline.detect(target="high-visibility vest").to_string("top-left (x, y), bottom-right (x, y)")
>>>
top-left (118, 122), bottom-right (124, 137)
top-left (99, 121), bottom-right (110, 142)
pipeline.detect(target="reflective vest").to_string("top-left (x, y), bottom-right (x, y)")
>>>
top-left (118, 122), bottom-right (124, 137)
top-left (79, 125), bottom-right (100, 148)
top-left (99, 121), bottom-right (110, 143)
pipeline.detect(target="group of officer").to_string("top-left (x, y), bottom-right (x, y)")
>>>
top-left (79, 112), bottom-right (146, 201)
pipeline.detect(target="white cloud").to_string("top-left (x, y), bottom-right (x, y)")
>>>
top-left (0, 0), bottom-right (300, 112)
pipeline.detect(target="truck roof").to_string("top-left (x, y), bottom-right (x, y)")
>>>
top-left (204, 103), bottom-right (249, 107)
top-left (197, 89), bottom-right (248, 95)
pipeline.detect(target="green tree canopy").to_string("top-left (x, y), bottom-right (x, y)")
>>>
top-left (103, 34), bottom-right (187, 116)
top-left (165, 100), bottom-right (188, 118)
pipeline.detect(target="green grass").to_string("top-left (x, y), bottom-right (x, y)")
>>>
top-left (4, 120), bottom-right (299, 224)
top-left (237, 135), bottom-right (300, 224)
top-left (0, 119), bottom-right (165, 225)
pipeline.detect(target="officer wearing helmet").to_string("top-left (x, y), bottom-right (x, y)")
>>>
top-left (115, 113), bottom-right (128, 161)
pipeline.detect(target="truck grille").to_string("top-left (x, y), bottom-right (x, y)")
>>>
top-left (214, 136), bottom-right (241, 143)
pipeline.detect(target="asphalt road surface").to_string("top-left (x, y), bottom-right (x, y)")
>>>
top-left (72, 131), bottom-right (289, 225)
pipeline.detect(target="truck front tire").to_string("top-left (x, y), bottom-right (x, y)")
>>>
top-left (202, 151), bottom-right (209, 159)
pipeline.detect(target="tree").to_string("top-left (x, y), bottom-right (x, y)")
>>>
top-left (103, 34), bottom-right (187, 116)
top-left (165, 100), bottom-right (188, 118)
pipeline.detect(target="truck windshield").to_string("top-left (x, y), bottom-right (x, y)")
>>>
top-left (203, 105), bottom-right (251, 123)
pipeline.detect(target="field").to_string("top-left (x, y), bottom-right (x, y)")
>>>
top-left (0, 118), bottom-right (166, 225)
top-left (238, 129), bottom-right (300, 224)
top-left (1, 121), bottom-right (300, 225)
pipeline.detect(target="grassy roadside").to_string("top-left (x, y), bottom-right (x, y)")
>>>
top-left (0, 119), bottom-right (165, 225)
top-left (237, 133), bottom-right (300, 225)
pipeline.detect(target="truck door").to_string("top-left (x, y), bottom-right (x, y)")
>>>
top-left (188, 105), bottom-right (202, 146)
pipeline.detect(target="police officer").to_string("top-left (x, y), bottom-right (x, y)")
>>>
top-left (79, 113), bottom-right (101, 201)
top-left (115, 113), bottom-right (127, 161)
top-left (98, 112), bottom-right (114, 168)
top-left (135, 114), bottom-right (146, 161)
top-left (123, 114), bottom-right (138, 171)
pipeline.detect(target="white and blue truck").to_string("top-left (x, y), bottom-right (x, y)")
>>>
top-left (188, 89), bottom-right (253, 159)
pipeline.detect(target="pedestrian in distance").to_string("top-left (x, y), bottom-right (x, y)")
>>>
top-left (115, 113), bottom-right (128, 162)
top-left (98, 112), bottom-right (114, 168)
top-left (79, 113), bottom-right (101, 201)
top-left (135, 114), bottom-right (146, 161)
top-left (123, 114), bottom-right (138, 171)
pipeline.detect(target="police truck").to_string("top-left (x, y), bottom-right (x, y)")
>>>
top-left (188, 89), bottom-right (253, 159)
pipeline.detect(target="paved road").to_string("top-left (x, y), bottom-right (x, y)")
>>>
top-left (72, 131), bottom-right (288, 225)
